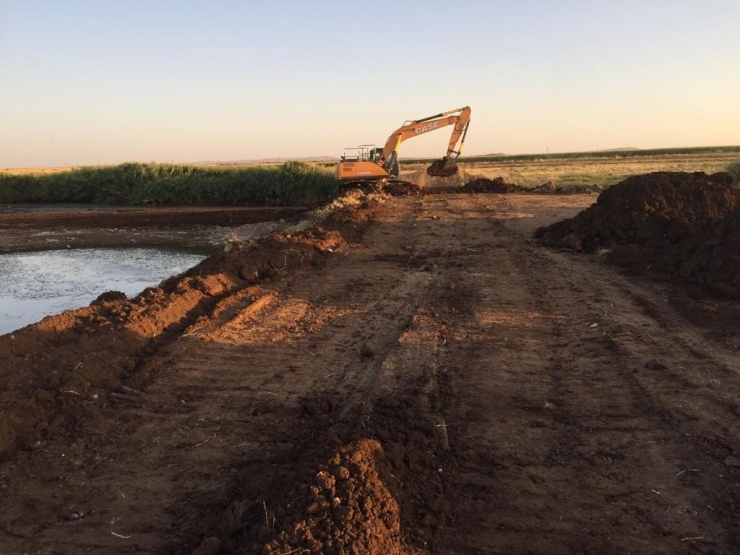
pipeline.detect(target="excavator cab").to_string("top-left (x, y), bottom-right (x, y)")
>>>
top-left (370, 147), bottom-right (383, 162)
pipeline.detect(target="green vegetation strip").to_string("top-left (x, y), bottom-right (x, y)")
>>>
top-left (0, 162), bottom-right (338, 206)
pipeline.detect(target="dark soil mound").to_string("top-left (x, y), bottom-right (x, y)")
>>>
top-left (460, 177), bottom-right (522, 193)
top-left (536, 171), bottom-right (740, 297)
top-left (380, 181), bottom-right (422, 196)
top-left (675, 209), bottom-right (740, 298)
top-left (536, 172), bottom-right (739, 251)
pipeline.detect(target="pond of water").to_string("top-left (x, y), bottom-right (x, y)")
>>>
top-left (0, 248), bottom-right (206, 336)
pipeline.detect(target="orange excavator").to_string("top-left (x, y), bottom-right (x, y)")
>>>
top-left (335, 106), bottom-right (471, 184)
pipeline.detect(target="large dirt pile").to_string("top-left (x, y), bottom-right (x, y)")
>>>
top-left (535, 171), bottom-right (740, 296)
top-left (675, 207), bottom-right (740, 298)
top-left (536, 171), bottom-right (739, 251)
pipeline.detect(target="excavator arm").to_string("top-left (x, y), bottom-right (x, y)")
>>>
top-left (380, 106), bottom-right (471, 177)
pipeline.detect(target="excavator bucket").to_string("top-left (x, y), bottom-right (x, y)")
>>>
top-left (427, 156), bottom-right (458, 178)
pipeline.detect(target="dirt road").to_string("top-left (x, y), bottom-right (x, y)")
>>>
top-left (1, 192), bottom-right (739, 554)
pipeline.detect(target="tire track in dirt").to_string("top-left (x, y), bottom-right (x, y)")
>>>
top-left (433, 194), bottom-right (739, 554)
top-left (238, 198), bottom-right (448, 553)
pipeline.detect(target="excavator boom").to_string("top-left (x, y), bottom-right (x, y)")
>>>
top-left (382, 106), bottom-right (471, 177)
top-left (335, 106), bottom-right (471, 183)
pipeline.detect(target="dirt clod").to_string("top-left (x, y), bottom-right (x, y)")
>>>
top-left (332, 466), bottom-right (351, 481)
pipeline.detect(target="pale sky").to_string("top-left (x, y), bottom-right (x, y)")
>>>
top-left (1, 0), bottom-right (739, 168)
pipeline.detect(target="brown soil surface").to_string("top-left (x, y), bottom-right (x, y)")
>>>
top-left (0, 206), bottom-right (305, 253)
top-left (535, 171), bottom-right (740, 298)
top-left (2, 191), bottom-right (740, 554)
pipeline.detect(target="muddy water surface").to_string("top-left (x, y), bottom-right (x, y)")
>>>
top-left (0, 247), bottom-right (205, 335)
